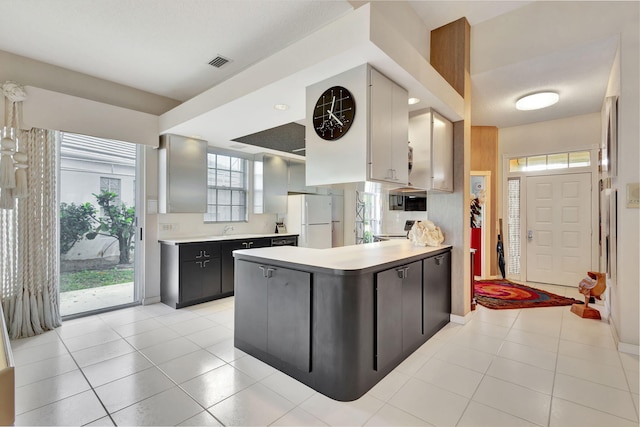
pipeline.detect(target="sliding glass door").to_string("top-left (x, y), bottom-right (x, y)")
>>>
top-left (58, 133), bottom-right (140, 317)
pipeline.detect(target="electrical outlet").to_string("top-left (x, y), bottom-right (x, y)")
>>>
top-left (160, 223), bottom-right (178, 231)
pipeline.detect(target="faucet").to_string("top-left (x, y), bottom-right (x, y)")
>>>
top-left (222, 225), bottom-right (234, 235)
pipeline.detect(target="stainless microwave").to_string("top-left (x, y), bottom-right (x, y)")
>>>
top-left (389, 194), bottom-right (427, 211)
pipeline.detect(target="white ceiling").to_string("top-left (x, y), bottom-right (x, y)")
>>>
top-left (0, 1), bottom-right (623, 150)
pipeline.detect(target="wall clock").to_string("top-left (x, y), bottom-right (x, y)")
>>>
top-left (312, 86), bottom-right (356, 141)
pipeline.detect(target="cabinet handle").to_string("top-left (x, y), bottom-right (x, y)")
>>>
top-left (266, 267), bottom-right (276, 278)
top-left (202, 259), bottom-right (210, 268)
top-left (435, 255), bottom-right (444, 265)
top-left (258, 265), bottom-right (276, 278)
top-left (202, 250), bottom-right (210, 258)
top-left (396, 266), bottom-right (410, 279)
top-left (385, 169), bottom-right (393, 180)
top-left (248, 242), bottom-right (254, 248)
top-left (196, 250), bottom-right (203, 259)
top-left (242, 242), bottom-right (249, 248)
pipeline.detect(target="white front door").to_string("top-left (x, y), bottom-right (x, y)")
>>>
top-left (526, 173), bottom-right (591, 286)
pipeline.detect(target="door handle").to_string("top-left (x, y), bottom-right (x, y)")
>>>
top-left (528, 230), bottom-right (533, 240)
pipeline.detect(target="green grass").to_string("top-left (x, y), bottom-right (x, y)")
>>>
top-left (60, 268), bottom-right (134, 292)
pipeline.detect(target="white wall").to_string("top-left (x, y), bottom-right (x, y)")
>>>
top-left (605, 8), bottom-right (640, 350)
top-left (498, 112), bottom-right (601, 158)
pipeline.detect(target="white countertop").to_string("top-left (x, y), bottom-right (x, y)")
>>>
top-left (233, 240), bottom-right (451, 272)
top-left (159, 233), bottom-right (298, 244)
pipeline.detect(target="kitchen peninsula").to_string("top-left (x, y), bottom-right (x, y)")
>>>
top-left (233, 240), bottom-right (451, 401)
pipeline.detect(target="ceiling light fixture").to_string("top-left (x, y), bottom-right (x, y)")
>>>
top-left (515, 91), bottom-right (559, 111)
top-left (274, 104), bottom-right (289, 111)
top-left (408, 97), bottom-right (421, 105)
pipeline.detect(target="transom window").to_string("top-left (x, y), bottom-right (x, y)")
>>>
top-left (509, 151), bottom-right (590, 172)
top-left (204, 153), bottom-right (248, 223)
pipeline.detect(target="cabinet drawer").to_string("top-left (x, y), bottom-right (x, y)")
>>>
top-left (179, 243), bottom-right (220, 261)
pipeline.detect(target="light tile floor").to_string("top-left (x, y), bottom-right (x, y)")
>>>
top-left (11, 283), bottom-right (640, 426)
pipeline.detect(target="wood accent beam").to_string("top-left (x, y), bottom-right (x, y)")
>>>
top-left (471, 126), bottom-right (499, 277)
top-left (430, 18), bottom-right (471, 98)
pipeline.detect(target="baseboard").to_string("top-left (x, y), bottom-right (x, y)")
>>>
top-left (609, 317), bottom-right (640, 355)
top-left (450, 311), bottom-right (475, 325)
top-left (142, 296), bottom-right (161, 305)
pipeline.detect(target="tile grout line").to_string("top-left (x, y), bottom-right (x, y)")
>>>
top-left (55, 330), bottom-right (118, 427)
top-left (108, 305), bottom-right (232, 426)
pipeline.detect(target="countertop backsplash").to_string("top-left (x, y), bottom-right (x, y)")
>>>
top-left (157, 212), bottom-right (280, 240)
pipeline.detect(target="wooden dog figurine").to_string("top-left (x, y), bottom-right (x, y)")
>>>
top-left (571, 271), bottom-right (606, 319)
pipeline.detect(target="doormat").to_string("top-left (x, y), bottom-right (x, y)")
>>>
top-left (474, 279), bottom-right (583, 310)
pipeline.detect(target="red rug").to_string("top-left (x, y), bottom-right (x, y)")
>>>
top-left (474, 279), bottom-right (583, 310)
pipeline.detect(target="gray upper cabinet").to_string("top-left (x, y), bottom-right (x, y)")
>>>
top-left (254, 153), bottom-right (288, 214)
top-left (408, 108), bottom-right (454, 192)
top-left (369, 67), bottom-right (409, 185)
top-left (288, 159), bottom-right (315, 194)
top-left (158, 134), bottom-right (208, 213)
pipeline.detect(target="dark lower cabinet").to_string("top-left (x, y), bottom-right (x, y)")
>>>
top-left (180, 257), bottom-right (221, 302)
top-left (234, 247), bottom-right (451, 401)
top-left (160, 242), bottom-right (221, 308)
top-left (375, 260), bottom-right (422, 371)
top-left (424, 251), bottom-right (451, 337)
top-left (234, 260), bottom-right (311, 372)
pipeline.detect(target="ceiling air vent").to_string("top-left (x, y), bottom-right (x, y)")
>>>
top-left (208, 55), bottom-right (231, 68)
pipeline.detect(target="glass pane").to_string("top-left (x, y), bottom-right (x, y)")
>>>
top-left (231, 190), bottom-right (242, 205)
top-left (507, 178), bottom-right (521, 275)
top-left (218, 189), bottom-right (231, 205)
top-left (208, 188), bottom-right (216, 204)
top-left (207, 153), bottom-right (217, 168)
top-left (208, 170), bottom-right (216, 186)
top-left (207, 203), bottom-right (216, 214)
top-left (216, 170), bottom-right (231, 187)
top-left (547, 153), bottom-right (568, 170)
top-left (569, 151), bottom-right (591, 167)
top-left (254, 190), bottom-right (264, 214)
top-left (217, 205), bottom-right (231, 222)
top-left (216, 155), bottom-right (230, 170)
top-left (230, 157), bottom-right (244, 172)
top-left (526, 155), bottom-right (547, 171)
top-left (230, 171), bottom-right (244, 188)
top-left (510, 157), bottom-right (527, 172)
top-left (59, 132), bottom-right (136, 316)
top-left (231, 206), bottom-right (245, 221)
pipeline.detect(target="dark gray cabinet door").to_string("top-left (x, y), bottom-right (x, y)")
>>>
top-left (375, 267), bottom-right (403, 371)
top-left (424, 252), bottom-right (451, 338)
top-left (221, 241), bottom-right (246, 294)
top-left (401, 260), bottom-right (424, 352)
top-left (234, 260), bottom-right (268, 351)
top-left (178, 243), bottom-right (221, 305)
top-left (267, 267), bottom-right (311, 372)
top-left (180, 258), bottom-right (221, 302)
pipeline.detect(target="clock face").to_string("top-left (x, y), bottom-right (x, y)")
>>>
top-left (312, 86), bottom-right (356, 141)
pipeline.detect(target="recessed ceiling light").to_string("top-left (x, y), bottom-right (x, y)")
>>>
top-left (408, 97), bottom-right (421, 105)
top-left (516, 92), bottom-right (559, 111)
top-left (274, 104), bottom-right (289, 111)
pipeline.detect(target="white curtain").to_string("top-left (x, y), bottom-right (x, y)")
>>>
top-left (1, 87), bottom-right (61, 339)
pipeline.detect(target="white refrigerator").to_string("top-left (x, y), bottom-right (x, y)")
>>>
top-left (286, 195), bottom-right (332, 249)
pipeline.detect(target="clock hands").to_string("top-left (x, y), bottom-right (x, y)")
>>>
top-left (327, 110), bottom-right (344, 126)
top-left (327, 95), bottom-right (344, 126)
